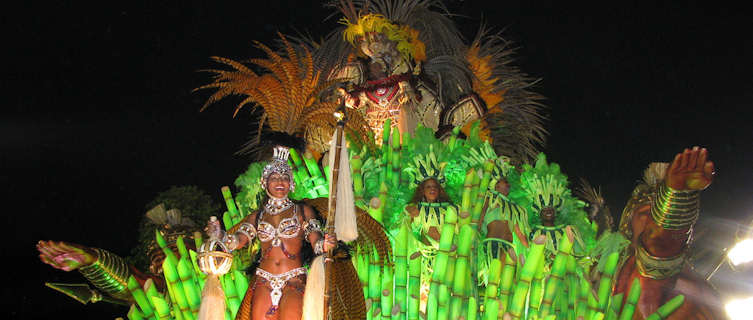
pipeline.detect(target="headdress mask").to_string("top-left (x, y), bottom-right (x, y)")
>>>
top-left (261, 146), bottom-right (295, 193)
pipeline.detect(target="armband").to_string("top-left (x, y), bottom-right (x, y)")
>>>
top-left (635, 244), bottom-right (685, 279)
top-left (314, 239), bottom-right (325, 255)
top-left (651, 183), bottom-right (700, 230)
top-left (223, 222), bottom-right (256, 251)
top-left (304, 219), bottom-right (323, 238)
top-left (78, 248), bottom-right (132, 301)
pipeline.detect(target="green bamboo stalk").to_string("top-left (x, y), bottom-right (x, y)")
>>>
top-left (381, 266), bottom-right (394, 320)
top-left (390, 127), bottom-right (401, 187)
top-left (509, 235), bottom-right (547, 319)
top-left (467, 296), bottom-right (478, 320)
top-left (128, 303), bottom-right (146, 320)
top-left (221, 186), bottom-right (240, 225)
top-left (352, 154), bottom-right (364, 203)
top-left (609, 293), bottom-right (623, 315)
top-left (528, 251), bottom-right (547, 318)
top-left (221, 274), bottom-right (240, 319)
top-left (576, 272), bottom-right (588, 320)
top-left (177, 256), bottom-right (201, 314)
top-left (540, 227), bottom-right (574, 317)
top-left (448, 127), bottom-right (460, 151)
top-left (484, 258), bottom-right (503, 320)
top-left (644, 295), bottom-right (684, 320)
top-left (437, 284), bottom-right (450, 320)
top-left (426, 280), bottom-right (439, 320)
top-left (498, 250), bottom-right (516, 316)
top-left (597, 252), bottom-right (620, 312)
top-left (467, 168), bottom-right (481, 223)
top-left (379, 119), bottom-right (392, 186)
top-left (127, 276), bottom-right (155, 319)
top-left (585, 273), bottom-right (599, 320)
top-left (369, 258), bottom-right (382, 320)
top-left (149, 295), bottom-right (172, 320)
top-left (459, 169), bottom-right (476, 226)
top-left (566, 254), bottom-right (578, 320)
top-left (452, 225), bottom-right (475, 294)
top-left (394, 222), bottom-right (410, 319)
top-left (448, 239), bottom-right (471, 320)
top-left (618, 278), bottom-right (641, 320)
top-left (367, 183), bottom-right (388, 223)
top-left (163, 256), bottom-right (194, 320)
top-left (591, 311), bottom-right (605, 320)
top-left (428, 206), bottom-right (459, 320)
top-left (407, 250), bottom-right (421, 320)
top-left (472, 160), bottom-right (495, 224)
top-left (232, 270), bottom-right (249, 308)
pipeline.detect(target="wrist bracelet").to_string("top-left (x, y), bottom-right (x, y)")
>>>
top-left (78, 248), bottom-right (131, 300)
top-left (651, 183), bottom-right (700, 230)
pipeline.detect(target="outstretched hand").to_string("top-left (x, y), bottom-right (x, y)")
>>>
top-left (37, 240), bottom-right (96, 271)
top-left (666, 146), bottom-right (714, 190)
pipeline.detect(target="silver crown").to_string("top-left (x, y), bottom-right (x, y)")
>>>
top-left (261, 146), bottom-right (295, 192)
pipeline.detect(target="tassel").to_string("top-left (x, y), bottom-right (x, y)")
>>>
top-left (198, 274), bottom-right (226, 320)
top-left (302, 255), bottom-right (326, 320)
top-left (329, 130), bottom-right (358, 242)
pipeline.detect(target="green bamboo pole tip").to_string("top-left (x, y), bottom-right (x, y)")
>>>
top-left (163, 257), bottom-right (191, 318)
top-left (645, 295), bottom-right (684, 320)
top-left (149, 295), bottom-right (172, 319)
top-left (618, 278), bottom-right (641, 320)
top-left (382, 119), bottom-right (392, 142)
top-left (177, 257), bottom-right (201, 310)
top-left (509, 235), bottom-right (547, 318)
top-left (127, 276), bottom-right (155, 318)
top-left (597, 252), bottom-right (620, 311)
top-left (127, 304), bottom-right (145, 320)
top-left (459, 169), bottom-right (476, 224)
top-left (221, 186), bottom-right (239, 218)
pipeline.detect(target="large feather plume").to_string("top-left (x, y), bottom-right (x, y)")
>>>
top-left (467, 27), bottom-right (547, 165)
top-left (195, 34), bottom-right (371, 155)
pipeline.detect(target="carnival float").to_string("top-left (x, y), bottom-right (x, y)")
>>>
top-left (37, 1), bottom-right (729, 319)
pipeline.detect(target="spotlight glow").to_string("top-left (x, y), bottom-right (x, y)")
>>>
top-left (728, 239), bottom-right (753, 266)
top-left (726, 296), bottom-right (753, 320)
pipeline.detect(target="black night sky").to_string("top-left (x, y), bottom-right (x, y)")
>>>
top-left (5, 1), bottom-right (753, 319)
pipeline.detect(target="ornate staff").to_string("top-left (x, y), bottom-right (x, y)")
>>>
top-left (323, 105), bottom-right (347, 319)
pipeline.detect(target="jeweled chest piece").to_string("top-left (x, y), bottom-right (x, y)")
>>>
top-left (265, 197), bottom-right (293, 215)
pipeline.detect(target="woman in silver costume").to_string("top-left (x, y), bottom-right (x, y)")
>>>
top-left (206, 146), bottom-right (336, 320)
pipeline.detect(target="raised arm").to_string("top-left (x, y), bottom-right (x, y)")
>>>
top-left (640, 147), bottom-right (713, 258)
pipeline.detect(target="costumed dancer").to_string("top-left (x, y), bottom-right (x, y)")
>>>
top-left (614, 147), bottom-right (723, 319)
top-left (206, 146), bottom-right (337, 320)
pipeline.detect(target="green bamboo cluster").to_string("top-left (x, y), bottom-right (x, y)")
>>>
top-left (120, 123), bottom-right (688, 320)
top-left (126, 189), bottom-right (252, 320)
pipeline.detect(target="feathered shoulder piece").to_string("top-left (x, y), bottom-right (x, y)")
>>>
top-left (195, 33), bottom-right (371, 156)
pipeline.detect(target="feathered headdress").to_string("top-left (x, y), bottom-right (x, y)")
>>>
top-left (195, 33), bottom-right (371, 158)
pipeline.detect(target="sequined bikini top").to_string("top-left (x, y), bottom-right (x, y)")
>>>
top-left (257, 204), bottom-right (302, 247)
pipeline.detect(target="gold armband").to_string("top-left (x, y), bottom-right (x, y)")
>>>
top-left (78, 248), bottom-right (131, 300)
top-left (635, 244), bottom-right (685, 279)
top-left (651, 183), bottom-right (700, 230)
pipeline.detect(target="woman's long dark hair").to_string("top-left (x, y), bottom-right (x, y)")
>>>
top-left (409, 178), bottom-right (451, 204)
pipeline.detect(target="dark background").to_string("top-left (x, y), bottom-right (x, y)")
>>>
top-left (5, 1), bottom-right (752, 318)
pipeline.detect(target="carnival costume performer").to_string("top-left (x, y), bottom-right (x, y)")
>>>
top-left (206, 146), bottom-right (337, 320)
top-left (36, 187), bottom-right (218, 306)
top-left (614, 147), bottom-right (723, 319)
